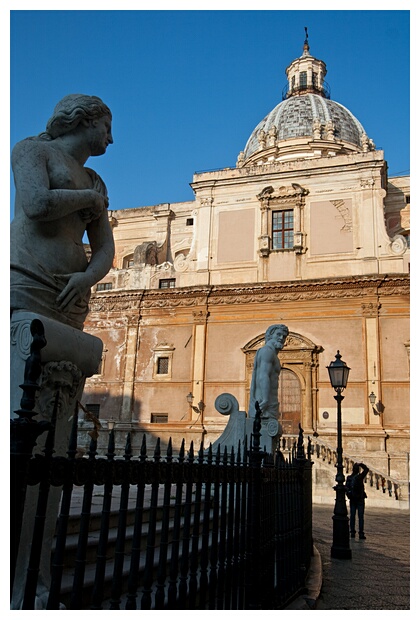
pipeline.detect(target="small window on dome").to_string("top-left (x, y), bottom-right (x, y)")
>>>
top-left (299, 72), bottom-right (307, 89)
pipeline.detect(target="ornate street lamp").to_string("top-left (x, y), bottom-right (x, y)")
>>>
top-left (107, 417), bottom-right (115, 431)
top-left (327, 351), bottom-right (352, 560)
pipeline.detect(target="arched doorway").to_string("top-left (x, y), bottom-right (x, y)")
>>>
top-left (279, 368), bottom-right (301, 435)
top-left (242, 331), bottom-right (323, 434)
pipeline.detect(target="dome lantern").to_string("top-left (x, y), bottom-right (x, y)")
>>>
top-left (284, 28), bottom-right (329, 100)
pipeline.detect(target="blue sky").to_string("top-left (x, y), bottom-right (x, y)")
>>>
top-left (8, 7), bottom-right (411, 218)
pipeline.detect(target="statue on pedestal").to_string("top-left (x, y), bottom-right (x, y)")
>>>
top-left (10, 94), bottom-right (115, 609)
top-left (211, 324), bottom-right (289, 455)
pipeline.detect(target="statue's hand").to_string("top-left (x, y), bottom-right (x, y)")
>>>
top-left (56, 272), bottom-right (91, 311)
top-left (79, 190), bottom-right (109, 222)
top-left (258, 399), bottom-right (268, 413)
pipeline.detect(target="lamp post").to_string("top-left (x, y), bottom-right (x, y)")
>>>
top-left (327, 350), bottom-right (352, 560)
top-left (186, 392), bottom-right (206, 444)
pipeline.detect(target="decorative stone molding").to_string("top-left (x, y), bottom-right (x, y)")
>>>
top-left (256, 184), bottom-right (309, 257)
top-left (258, 234), bottom-right (271, 257)
top-left (89, 292), bottom-right (144, 313)
top-left (325, 120), bottom-right (335, 140)
top-left (313, 118), bottom-right (321, 139)
top-left (192, 309), bottom-right (209, 324)
top-left (293, 231), bottom-right (306, 254)
top-left (38, 361), bottom-right (83, 421)
top-left (152, 203), bottom-right (172, 220)
top-left (236, 151), bottom-right (245, 167)
top-left (360, 179), bottom-right (375, 188)
top-left (152, 342), bottom-right (175, 380)
top-left (10, 319), bottom-right (36, 361)
top-left (200, 197), bottom-right (213, 207)
top-left (389, 234), bottom-right (407, 256)
top-left (361, 302), bottom-right (381, 317)
top-left (330, 199), bottom-right (353, 232)
top-left (87, 275), bottom-right (409, 313)
top-left (173, 253), bottom-right (191, 272)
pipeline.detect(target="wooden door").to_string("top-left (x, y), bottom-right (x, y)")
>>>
top-left (279, 368), bottom-right (301, 435)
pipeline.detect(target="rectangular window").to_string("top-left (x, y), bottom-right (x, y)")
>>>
top-left (96, 282), bottom-right (113, 291)
top-left (299, 72), bottom-right (307, 88)
top-left (85, 404), bottom-right (100, 417)
top-left (151, 413), bottom-right (168, 424)
top-left (159, 278), bottom-right (176, 289)
top-left (157, 357), bottom-right (169, 375)
top-left (272, 210), bottom-right (294, 249)
top-left (186, 218), bottom-right (194, 226)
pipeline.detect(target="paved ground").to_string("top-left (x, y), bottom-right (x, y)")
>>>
top-left (308, 504), bottom-right (410, 610)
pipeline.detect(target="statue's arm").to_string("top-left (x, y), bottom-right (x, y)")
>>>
top-left (12, 140), bottom-right (106, 222)
top-left (55, 210), bottom-right (114, 312)
top-left (85, 210), bottom-right (115, 285)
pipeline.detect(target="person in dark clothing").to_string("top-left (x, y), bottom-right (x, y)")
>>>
top-left (345, 462), bottom-right (369, 539)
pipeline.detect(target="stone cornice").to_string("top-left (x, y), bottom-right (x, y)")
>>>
top-left (191, 151), bottom-right (385, 188)
top-left (88, 275), bottom-right (409, 313)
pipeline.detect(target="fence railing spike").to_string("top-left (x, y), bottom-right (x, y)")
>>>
top-left (167, 437), bottom-right (173, 461)
top-left (140, 434), bottom-right (147, 460)
top-left (154, 437), bottom-right (161, 461)
top-left (124, 432), bottom-right (132, 459)
top-left (179, 438), bottom-right (185, 461)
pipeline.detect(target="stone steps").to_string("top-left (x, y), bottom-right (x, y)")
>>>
top-left (54, 486), bottom-right (208, 609)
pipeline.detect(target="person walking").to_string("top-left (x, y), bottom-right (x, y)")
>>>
top-left (345, 462), bottom-right (369, 539)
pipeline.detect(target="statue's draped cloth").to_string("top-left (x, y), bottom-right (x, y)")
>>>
top-left (11, 250), bottom-right (89, 331)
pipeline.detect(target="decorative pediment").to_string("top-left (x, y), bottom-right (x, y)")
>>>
top-left (257, 184), bottom-right (309, 207)
top-left (242, 331), bottom-right (320, 354)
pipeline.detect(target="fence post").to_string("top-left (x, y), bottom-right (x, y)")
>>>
top-left (10, 319), bottom-right (49, 600)
top-left (294, 424), bottom-right (313, 592)
top-left (245, 401), bottom-right (264, 609)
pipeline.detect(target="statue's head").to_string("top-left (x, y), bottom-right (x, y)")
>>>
top-left (42, 94), bottom-right (111, 139)
top-left (265, 324), bottom-right (289, 349)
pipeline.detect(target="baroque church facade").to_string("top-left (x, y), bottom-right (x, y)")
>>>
top-left (81, 38), bottom-right (410, 483)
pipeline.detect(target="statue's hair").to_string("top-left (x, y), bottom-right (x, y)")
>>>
top-left (38, 94), bottom-right (111, 140)
top-left (265, 324), bottom-right (289, 342)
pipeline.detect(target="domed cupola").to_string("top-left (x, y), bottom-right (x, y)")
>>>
top-left (236, 29), bottom-right (375, 168)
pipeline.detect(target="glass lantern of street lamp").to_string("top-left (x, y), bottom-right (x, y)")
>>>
top-left (107, 418), bottom-right (115, 431)
top-left (327, 351), bottom-right (351, 391)
top-left (186, 392), bottom-right (194, 406)
top-left (369, 392), bottom-right (376, 406)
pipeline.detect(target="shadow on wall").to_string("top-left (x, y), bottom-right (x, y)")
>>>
top-left (77, 391), bottom-right (205, 457)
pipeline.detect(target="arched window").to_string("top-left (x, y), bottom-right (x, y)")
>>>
top-left (123, 254), bottom-right (134, 269)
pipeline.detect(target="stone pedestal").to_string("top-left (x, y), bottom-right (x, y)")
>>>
top-left (210, 393), bottom-right (282, 456)
top-left (11, 311), bottom-right (102, 419)
top-left (10, 311), bottom-right (103, 609)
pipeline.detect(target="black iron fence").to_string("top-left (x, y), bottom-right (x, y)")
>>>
top-left (11, 322), bottom-right (314, 610)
